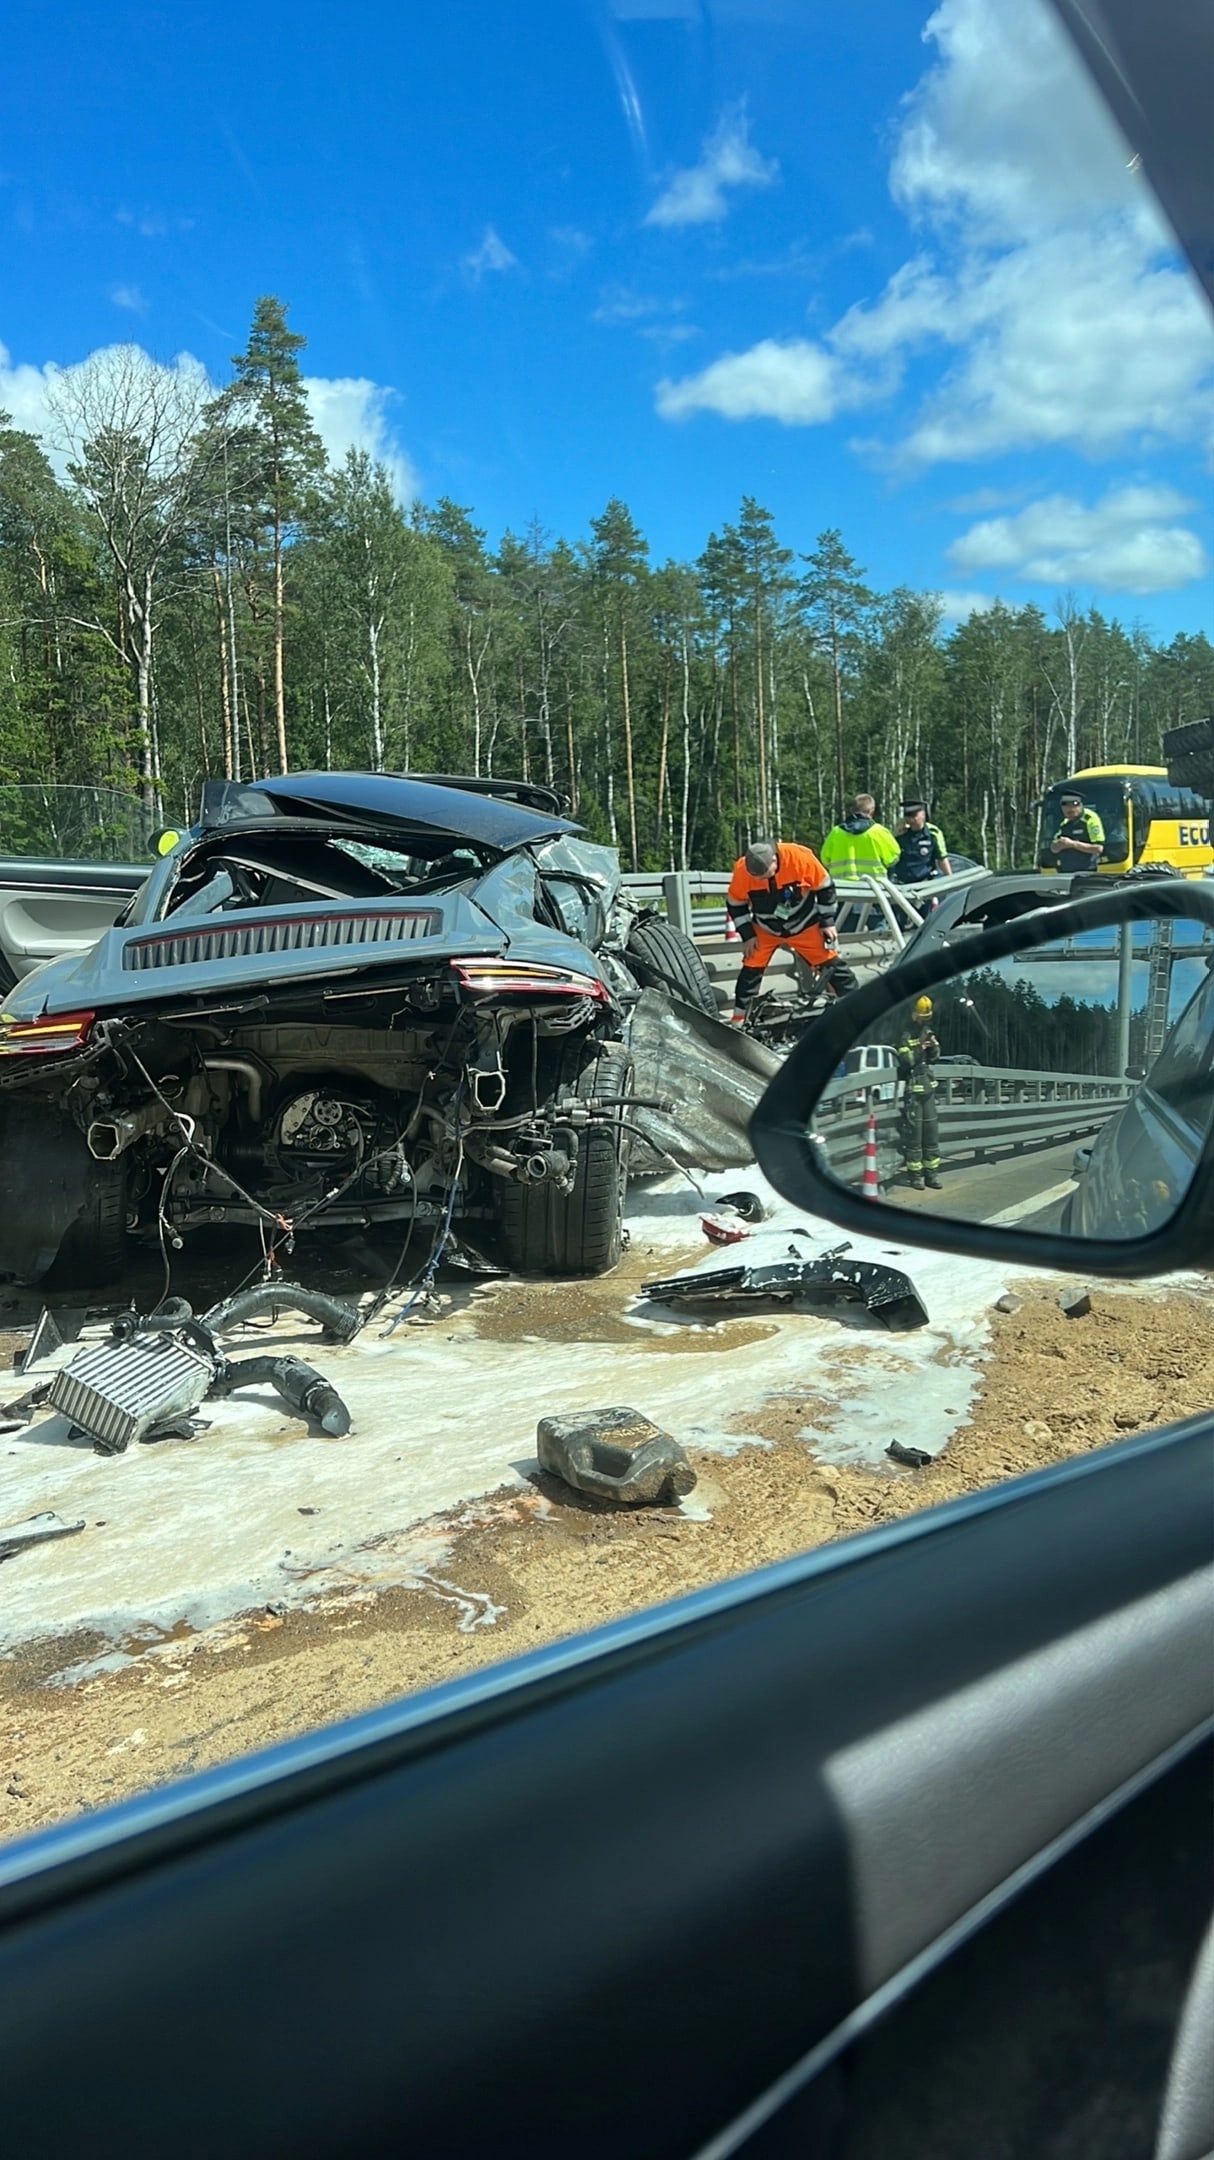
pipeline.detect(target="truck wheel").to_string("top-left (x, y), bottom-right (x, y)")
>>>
top-left (1163, 717), bottom-right (1214, 796)
top-left (624, 914), bottom-right (718, 1016)
top-left (497, 1040), bottom-right (632, 1276)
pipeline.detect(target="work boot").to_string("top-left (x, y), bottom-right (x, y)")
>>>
top-left (925, 1172), bottom-right (943, 1190)
top-left (908, 1174), bottom-right (925, 1190)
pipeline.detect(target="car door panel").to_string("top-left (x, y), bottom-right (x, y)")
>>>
top-left (0, 861), bottom-right (146, 980)
top-left (0, 1419), bottom-right (1207, 2157)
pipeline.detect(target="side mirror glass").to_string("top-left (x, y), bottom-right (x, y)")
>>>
top-left (750, 886), bottom-right (1214, 1271)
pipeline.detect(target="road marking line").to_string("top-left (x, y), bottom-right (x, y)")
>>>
top-left (987, 1179), bottom-right (1077, 1226)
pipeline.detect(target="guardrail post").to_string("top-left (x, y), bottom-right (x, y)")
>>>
top-left (662, 871), bottom-right (694, 939)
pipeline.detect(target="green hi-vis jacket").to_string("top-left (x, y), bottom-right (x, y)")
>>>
top-left (1053, 806), bottom-right (1105, 870)
top-left (819, 816), bottom-right (900, 880)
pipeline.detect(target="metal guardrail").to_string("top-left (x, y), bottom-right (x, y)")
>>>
top-left (621, 866), bottom-right (990, 952)
top-left (814, 1066), bottom-right (1132, 1187)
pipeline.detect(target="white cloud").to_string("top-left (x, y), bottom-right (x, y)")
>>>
top-left (936, 589), bottom-right (998, 624)
top-left (656, 337), bottom-right (854, 424)
top-left (461, 226), bottom-right (520, 283)
top-left (302, 376), bottom-right (421, 504)
top-left (0, 339), bottom-right (419, 504)
top-left (653, 0), bottom-right (1214, 468)
top-left (0, 342), bottom-right (66, 448)
top-left (640, 322), bottom-right (700, 348)
top-left (645, 106), bottom-right (778, 228)
top-left (116, 207), bottom-right (168, 238)
top-left (949, 485), bottom-right (1208, 593)
top-left (890, 0), bottom-right (1142, 241)
top-left (108, 283), bottom-right (147, 314)
top-left (843, 222), bottom-right (1213, 466)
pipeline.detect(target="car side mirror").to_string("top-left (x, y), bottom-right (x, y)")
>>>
top-left (749, 882), bottom-right (1214, 1278)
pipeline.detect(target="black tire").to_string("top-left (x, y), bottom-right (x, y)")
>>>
top-left (497, 1039), bottom-right (632, 1277)
top-left (0, 953), bottom-right (17, 997)
top-left (1163, 718), bottom-right (1214, 796)
top-left (48, 1157), bottom-right (130, 1288)
top-left (624, 913), bottom-right (718, 1016)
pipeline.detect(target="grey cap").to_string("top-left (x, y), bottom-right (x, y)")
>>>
top-left (1061, 791), bottom-right (1083, 805)
top-left (744, 840), bottom-right (778, 877)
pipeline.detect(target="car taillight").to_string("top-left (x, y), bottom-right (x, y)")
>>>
top-left (0, 1009), bottom-right (95, 1057)
top-left (451, 959), bottom-right (609, 1000)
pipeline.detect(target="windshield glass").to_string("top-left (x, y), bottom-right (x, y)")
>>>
top-left (0, 784), bottom-right (154, 864)
top-left (1037, 779), bottom-right (1128, 865)
top-left (1, 0), bottom-right (1212, 1842)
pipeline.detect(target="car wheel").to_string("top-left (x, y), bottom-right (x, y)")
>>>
top-left (624, 914), bottom-right (718, 1016)
top-left (497, 1039), bottom-right (633, 1276)
top-left (48, 1156), bottom-right (130, 1288)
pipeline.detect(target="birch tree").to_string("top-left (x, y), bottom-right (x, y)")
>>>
top-left (48, 348), bottom-right (212, 803)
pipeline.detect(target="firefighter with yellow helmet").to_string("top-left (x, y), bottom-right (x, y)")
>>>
top-left (896, 994), bottom-right (942, 1190)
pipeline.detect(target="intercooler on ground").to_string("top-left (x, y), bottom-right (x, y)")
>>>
top-left (47, 1292), bottom-right (357, 1455)
top-left (48, 1333), bottom-right (216, 1455)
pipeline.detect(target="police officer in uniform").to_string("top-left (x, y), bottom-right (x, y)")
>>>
top-left (890, 801), bottom-right (952, 885)
top-left (897, 994), bottom-right (942, 1189)
top-left (1049, 790), bottom-right (1105, 872)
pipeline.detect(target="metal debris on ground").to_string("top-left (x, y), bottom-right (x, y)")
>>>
top-left (0, 1379), bottom-right (50, 1432)
top-left (642, 1242), bottom-right (930, 1331)
top-left (46, 1293), bottom-right (355, 1456)
top-left (16, 1307), bottom-right (86, 1373)
top-left (887, 1441), bottom-right (933, 1468)
top-left (0, 1512), bottom-right (86, 1561)
top-left (536, 1406), bottom-right (696, 1506)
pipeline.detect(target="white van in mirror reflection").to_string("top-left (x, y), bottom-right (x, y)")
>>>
top-left (837, 1043), bottom-right (900, 1104)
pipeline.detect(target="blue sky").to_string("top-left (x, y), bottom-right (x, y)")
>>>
top-left (3, 0), bottom-right (1211, 638)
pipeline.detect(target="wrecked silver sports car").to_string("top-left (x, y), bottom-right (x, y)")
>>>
top-left (0, 772), bottom-right (715, 1285)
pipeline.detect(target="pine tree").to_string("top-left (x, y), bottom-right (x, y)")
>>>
top-left (206, 299), bottom-right (325, 772)
top-left (799, 529), bottom-right (873, 810)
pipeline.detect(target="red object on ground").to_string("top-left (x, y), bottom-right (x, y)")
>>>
top-left (701, 1215), bottom-right (750, 1245)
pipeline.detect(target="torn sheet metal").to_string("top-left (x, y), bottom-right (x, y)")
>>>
top-left (641, 1242), bottom-right (930, 1331)
top-left (16, 1307), bottom-right (87, 1373)
top-left (626, 989), bottom-right (782, 1172)
top-left (0, 1512), bottom-right (86, 1561)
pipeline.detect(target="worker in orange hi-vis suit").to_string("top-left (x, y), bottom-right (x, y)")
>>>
top-left (725, 837), bottom-right (859, 1024)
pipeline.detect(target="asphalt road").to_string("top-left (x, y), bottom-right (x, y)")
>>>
top-left (885, 1139), bottom-right (1078, 1236)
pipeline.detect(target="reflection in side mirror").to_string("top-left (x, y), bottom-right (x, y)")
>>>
top-left (809, 911), bottom-right (1214, 1244)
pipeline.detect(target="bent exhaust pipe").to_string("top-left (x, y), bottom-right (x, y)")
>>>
top-left (87, 1102), bottom-right (171, 1160)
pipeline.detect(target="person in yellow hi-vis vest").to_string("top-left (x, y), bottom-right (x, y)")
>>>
top-left (820, 795), bottom-right (900, 880)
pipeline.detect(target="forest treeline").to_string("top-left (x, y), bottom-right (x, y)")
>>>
top-left (3, 296), bottom-right (1212, 870)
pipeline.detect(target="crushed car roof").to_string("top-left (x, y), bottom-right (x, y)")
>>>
top-left (199, 772), bottom-right (580, 852)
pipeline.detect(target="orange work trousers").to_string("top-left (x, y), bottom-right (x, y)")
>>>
top-left (740, 925), bottom-right (833, 976)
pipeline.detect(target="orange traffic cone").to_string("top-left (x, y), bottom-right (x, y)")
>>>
top-left (861, 1108), bottom-right (881, 1198)
top-left (724, 913), bottom-right (741, 944)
